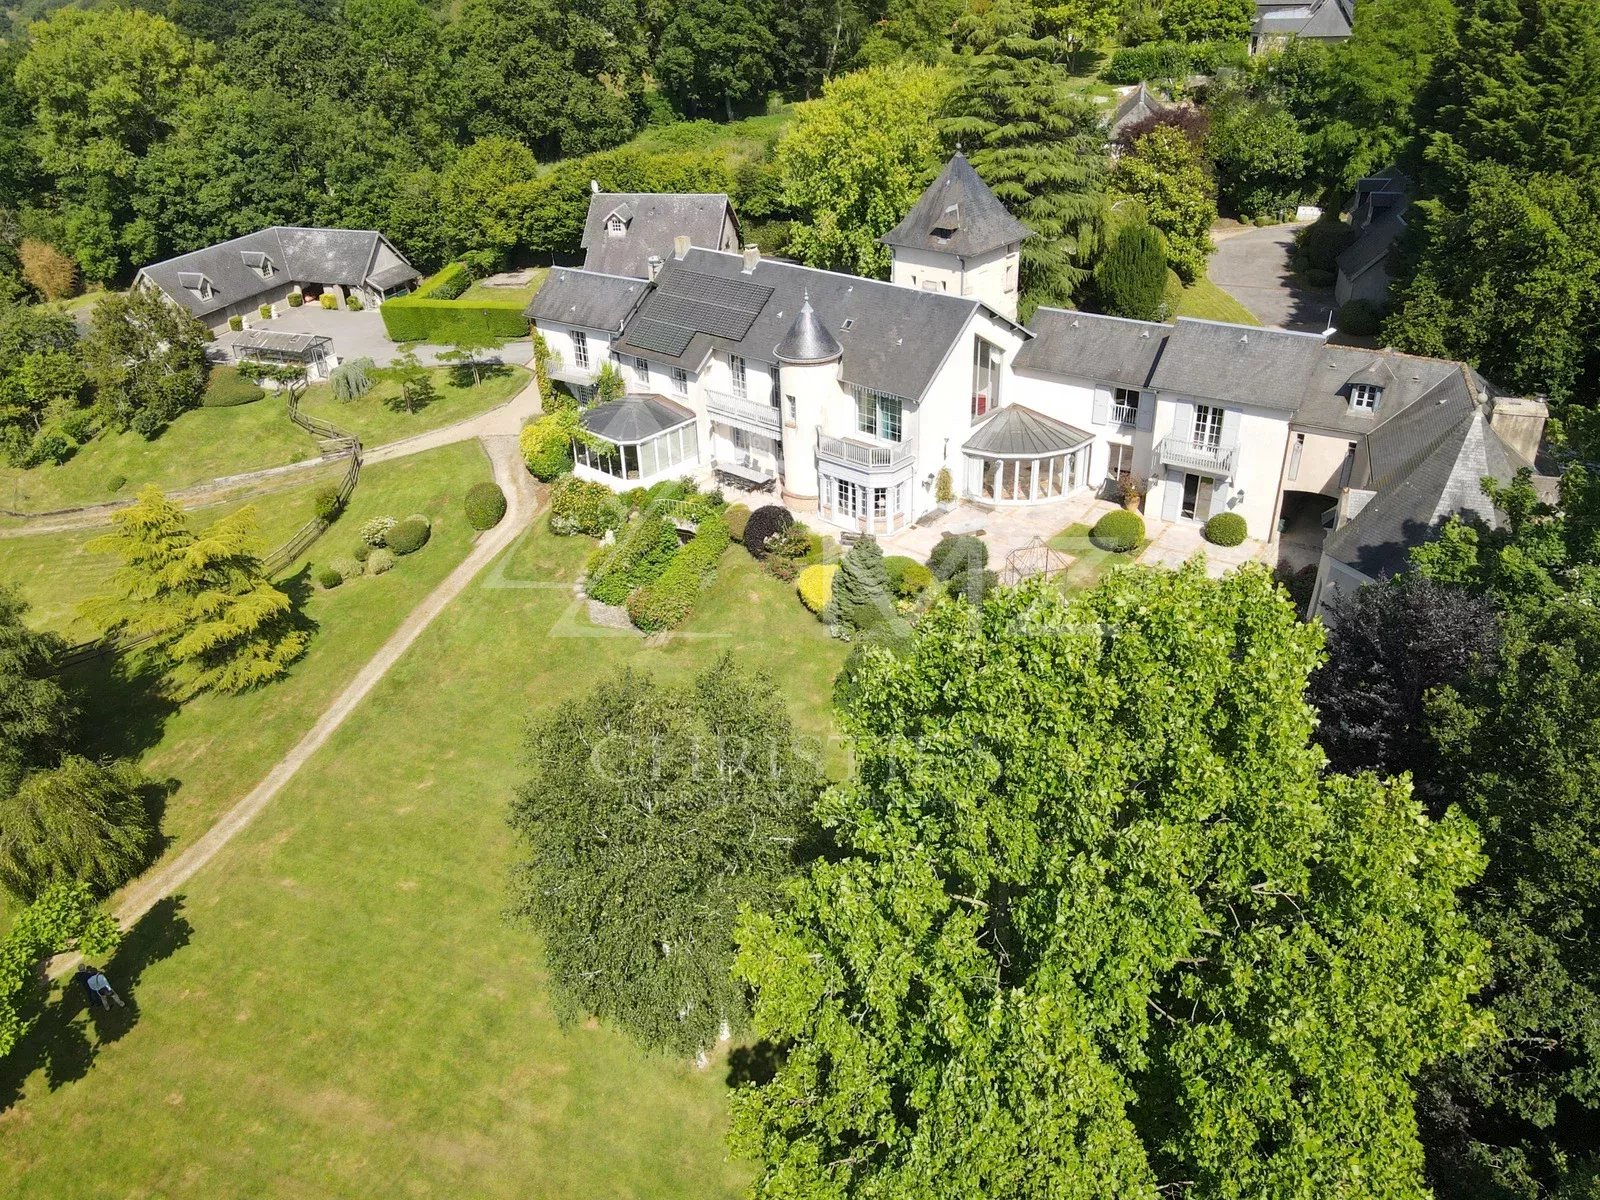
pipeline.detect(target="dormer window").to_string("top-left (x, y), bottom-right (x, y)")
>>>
top-left (1350, 383), bottom-right (1383, 412)
top-left (240, 250), bottom-right (275, 279)
top-left (177, 271), bottom-right (213, 301)
top-left (607, 215), bottom-right (625, 237)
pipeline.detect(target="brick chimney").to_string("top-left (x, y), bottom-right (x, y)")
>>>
top-left (1489, 395), bottom-right (1549, 464)
top-left (742, 244), bottom-right (760, 273)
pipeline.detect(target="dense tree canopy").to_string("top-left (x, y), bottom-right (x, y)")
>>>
top-left (735, 564), bottom-right (1489, 1198)
top-left (0, 881), bottom-right (121, 1061)
top-left (1111, 124), bottom-right (1216, 283)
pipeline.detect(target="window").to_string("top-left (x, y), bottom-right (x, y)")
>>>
top-left (873, 487), bottom-right (889, 518)
top-left (634, 356), bottom-right (650, 385)
top-left (1193, 405), bottom-right (1223, 449)
top-left (836, 478), bottom-right (863, 518)
top-left (671, 366), bottom-right (688, 396)
top-left (1111, 387), bottom-right (1140, 425)
top-left (729, 355), bottom-right (747, 401)
top-left (1106, 442), bottom-right (1133, 483)
top-left (786, 394), bottom-right (796, 423)
top-left (972, 337), bottom-right (1001, 419)
top-left (853, 386), bottom-right (904, 442)
top-left (731, 426), bottom-right (750, 451)
top-left (1351, 383), bottom-right (1382, 412)
top-left (607, 215), bottom-right (625, 237)
top-left (1288, 432), bottom-right (1305, 481)
top-left (572, 330), bottom-right (590, 371)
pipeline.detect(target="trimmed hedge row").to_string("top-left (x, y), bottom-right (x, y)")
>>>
top-left (380, 260), bottom-right (529, 343)
top-left (201, 367), bottom-right (266, 408)
top-left (1103, 39), bottom-right (1248, 84)
top-left (627, 514), bottom-right (730, 632)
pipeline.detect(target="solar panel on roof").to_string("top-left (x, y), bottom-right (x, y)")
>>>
top-left (629, 318), bottom-right (694, 357)
top-left (645, 294), bottom-right (759, 340)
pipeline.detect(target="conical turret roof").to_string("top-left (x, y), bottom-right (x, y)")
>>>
top-left (773, 297), bottom-right (842, 364)
top-left (879, 151), bottom-right (1031, 258)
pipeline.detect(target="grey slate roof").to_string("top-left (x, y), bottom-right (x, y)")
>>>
top-left (774, 299), bottom-right (843, 363)
top-left (1148, 319), bottom-right (1330, 412)
top-left (138, 227), bottom-right (415, 318)
top-left (1323, 400), bottom-right (1533, 579)
top-left (963, 405), bottom-right (1092, 456)
top-left (1292, 346), bottom-right (1461, 437)
top-left (525, 268), bottom-right (646, 333)
top-left (581, 193), bottom-right (738, 279)
top-left (1337, 207), bottom-right (1408, 280)
top-left (1255, 0), bottom-right (1353, 38)
top-left (1014, 308), bottom-right (1169, 389)
top-left (579, 394), bottom-right (696, 444)
top-left (612, 249), bottom-right (993, 401)
top-left (1109, 84), bottom-right (1169, 140)
top-left (879, 152), bottom-right (1031, 259)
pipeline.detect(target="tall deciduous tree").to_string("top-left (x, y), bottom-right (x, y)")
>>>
top-left (1160, 0), bottom-right (1254, 42)
top-left (0, 755), bottom-right (152, 900)
top-left (942, 15), bottom-right (1108, 310)
top-left (734, 564), bottom-right (1490, 1198)
top-left (1208, 93), bottom-right (1309, 220)
top-left (655, 0), bottom-right (778, 121)
top-left (0, 881), bottom-right (120, 1061)
top-left (82, 286), bottom-right (209, 438)
top-left (510, 658), bottom-right (818, 1056)
top-left (0, 587), bottom-right (74, 794)
top-left (777, 63), bottom-right (952, 277)
top-left (1112, 124), bottom-right (1217, 284)
top-left (81, 487), bottom-right (308, 699)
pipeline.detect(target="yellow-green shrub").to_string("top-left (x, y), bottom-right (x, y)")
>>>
top-left (796, 563), bottom-right (839, 615)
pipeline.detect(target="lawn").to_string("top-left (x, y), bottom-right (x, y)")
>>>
top-left (0, 517), bottom-right (847, 1199)
top-left (1169, 272), bottom-right (1261, 326)
top-left (0, 398), bottom-right (316, 514)
top-left (1048, 520), bottom-right (1146, 591)
top-left (0, 442), bottom-right (496, 922)
top-left (459, 268), bottom-right (548, 306)
top-left (297, 364), bottom-right (531, 447)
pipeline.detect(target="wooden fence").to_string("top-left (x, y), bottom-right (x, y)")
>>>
top-left (46, 380), bottom-right (363, 673)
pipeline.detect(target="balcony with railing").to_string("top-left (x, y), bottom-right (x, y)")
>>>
top-left (1110, 402), bottom-right (1139, 426)
top-left (549, 359), bottom-right (595, 385)
top-left (706, 389), bottom-right (782, 434)
top-left (816, 432), bottom-right (916, 473)
top-left (1158, 435), bottom-right (1237, 477)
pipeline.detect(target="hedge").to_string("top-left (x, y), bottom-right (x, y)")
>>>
top-left (885, 555), bottom-right (934, 598)
top-left (627, 514), bottom-right (730, 632)
top-left (465, 481), bottom-right (507, 530)
top-left (796, 563), bottom-right (839, 614)
top-left (1203, 511), bottom-right (1248, 546)
top-left (1091, 509), bottom-right (1146, 553)
top-left (380, 260), bottom-right (529, 343)
top-left (586, 514), bottom-right (680, 605)
top-left (201, 367), bottom-right (266, 408)
top-left (1103, 39), bottom-right (1247, 84)
top-left (550, 475), bottom-right (622, 536)
top-left (725, 503), bottom-right (751, 542)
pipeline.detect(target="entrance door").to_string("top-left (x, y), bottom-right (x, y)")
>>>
top-left (1180, 472), bottom-right (1213, 520)
top-left (836, 478), bottom-right (864, 526)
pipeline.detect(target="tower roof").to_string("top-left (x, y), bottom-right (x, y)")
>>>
top-left (879, 152), bottom-right (1031, 258)
top-left (773, 297), bottom-right (842, 364)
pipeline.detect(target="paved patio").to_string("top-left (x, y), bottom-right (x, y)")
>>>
top-left (210, 304), bottom-right (533, 368)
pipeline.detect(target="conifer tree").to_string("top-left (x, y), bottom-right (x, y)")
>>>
top-left (80, 487), bottom-right (308, 699)
top-left (1095, 220), bottom-right (1168, 321)
top-left (0, 755), bottom-right (152, 900)
top-left (821, 536), bottom-right (897, 639)
top-left (942, 4), bottom-right (1108, 311)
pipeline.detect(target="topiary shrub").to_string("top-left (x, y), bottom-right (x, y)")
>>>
top-left (519, 409), bottom-right (577, 480)
top-left (288, 291), bottom-right (304, 307)
top-left (1203, 511), bottom-right (1248, 546)
top-left (359, 516), bottom-right (396, 546)
top-left (346, 294), bottom-right (364, 311)
top-left (259, 303), bottom-right (273, 319)
top-left (386, 516), bottom-right (431, 555)
top-left (743, 505), bottom-right (794, 559)
top-left (201, 366), bottom-right (266, 408)
top-left (796, 563), bottom-right (839, 614)
top-left (352, 542), bottom-right (372, 563)
top-left (320, 293), bottom-right (337, 310)
top-left (627, 514), bottom-right (730, 631)
top-left (1091, 509), bottom-right (1145, 553)
top-left (822, 538), bottom-right (897, 639)
top-left (885, 555), bottom-right (934, 599)
top-left (107, 474), bottom-right (127, 493)
top-left (228, 314), bottom-right (243, 332)
top-left (316, 565), bottom-right (343, 589)
top-left (724, 503), bottom-right (751, 543)
top-left (586, 514), bottom-right (680, 605)
top-left (367, 547), bottom-right (395, 574)
top-left (550, 475), bottom-right (622, 537)
top-left (1337, 299), bottom-right (1383, 336)
top-left (935, 467), bottom-right (955, 504)
top-left (928, 533), bottom-right (988, 576)
top-left (465, 481), bottom-right (507, 530)
top-left (314, 485), bottom-right (342, 523)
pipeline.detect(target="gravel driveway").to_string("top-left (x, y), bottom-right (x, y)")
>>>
top-left (1209, 223), bottom-right (1336, 332)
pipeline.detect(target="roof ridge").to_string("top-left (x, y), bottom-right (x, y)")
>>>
top-left (686, 248), bottom-right (983, 311)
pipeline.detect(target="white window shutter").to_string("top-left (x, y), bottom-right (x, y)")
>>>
top-left (1209, 479), bottom-right (1233, 519)
top-left (1161, 472), bottom-right (1183, 522)
top-left (1136, 391), bottom-right (1156, 432)
top-left (1091, 389), bottom-right (1110, 425)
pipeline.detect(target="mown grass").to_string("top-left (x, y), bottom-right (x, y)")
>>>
top-left (297, 364), bottom-right (530, 447)
top-left (458, 268), bottom-right (548, 306)
top-left (0, 518), bottom-right (846, 1199)
top-left (1048, 520), bottom-right (1147, 591)
top-left (1168, 271), bottom-right (1262, 326)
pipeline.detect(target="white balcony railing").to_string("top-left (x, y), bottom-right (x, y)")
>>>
top-left (816, 432), bottom-right (916, 472)
top-left (549, 361), bottom-right (596, 385)
top-left (1111, 404), bottom-right (1139, 426)
top-left (1158, 435), bottom-right (1237, 477)
top-left (707, 389), bottom-right (782, 434)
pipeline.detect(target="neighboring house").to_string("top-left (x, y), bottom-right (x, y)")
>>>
top-left (580, 189), bottom-right (742, 279)
top-left (136, 227), bottom-right (419, 333)
top-left (1107, 83), bottom-right (1171, 149)
top-left (527, 153), bottom-right (1549, 571)
top-left (1250, 0), bottom-right (1356, 54)
top-left (1335, 167), bottom-right (1412, 308)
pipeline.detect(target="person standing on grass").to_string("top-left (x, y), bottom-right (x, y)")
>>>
top-left (84, 967), bottom-right (125, 1010)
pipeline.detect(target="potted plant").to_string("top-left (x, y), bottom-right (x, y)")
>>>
top-left (1120, 476), bottom-right (1152, 513)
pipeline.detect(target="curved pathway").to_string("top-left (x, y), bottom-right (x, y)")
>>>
top-left (61, 433), bottom-right (541, 961)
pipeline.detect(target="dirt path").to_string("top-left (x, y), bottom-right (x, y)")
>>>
top-left (61, 435), bottom-right (541, 961)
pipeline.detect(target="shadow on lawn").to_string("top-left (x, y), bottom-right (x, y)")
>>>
top-left (0, 896), bottom-right (194, 1114)
top-left (66, 652), bottom-right (177, 762)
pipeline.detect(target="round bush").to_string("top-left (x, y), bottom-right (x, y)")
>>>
top-left (1337, 299), bottom-right (1383, 336)
top-left (885, 555), bottom-right (934, 599)
top-left (358, 516), bottom-right (395, 547)
top-left (796, 563), bottom-right (839, 615)
top-left (315, 565), bottom-right (343, 589)
top-left (367, 548), bottom-right (395, 574)
top-left (519, 410), bottom-right (576, 480)
top-left (743, 505), bottom-right (795, 559)
top-left (927, 533), bottom-right (989, 577)
top-left (724, 504), bottom-right (751, 543)
top-left (352, 542), bottom-right (372, 563)
top-left (320, 293), bottom-right (336, 310)
top-left (1203, 511), bottom-right (1248, 547)
top-left (328, 556), bottom-right (362, 581)
top-left (465, 481), bottom-right (507, 530)
top-left (201, 367), bottom-right (266, 408)
top-left (386, 516), bottom-right (431, 555)
top-left (288, 291), bottom-right (304, 307)
top-left (258, 303), bottom-right (273, 319)
top-left (1091, 510), bottom-right (1146, 553)
top-left (1303, 267), bottom-right (1337, 289)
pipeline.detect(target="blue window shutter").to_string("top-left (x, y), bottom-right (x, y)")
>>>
top-left (1091, 390), bottom-right (1110, 425)
top-left (1161, 472), bottom-right (1183, 521)
top-left (1136, 392), bottom-right (1156, 432)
